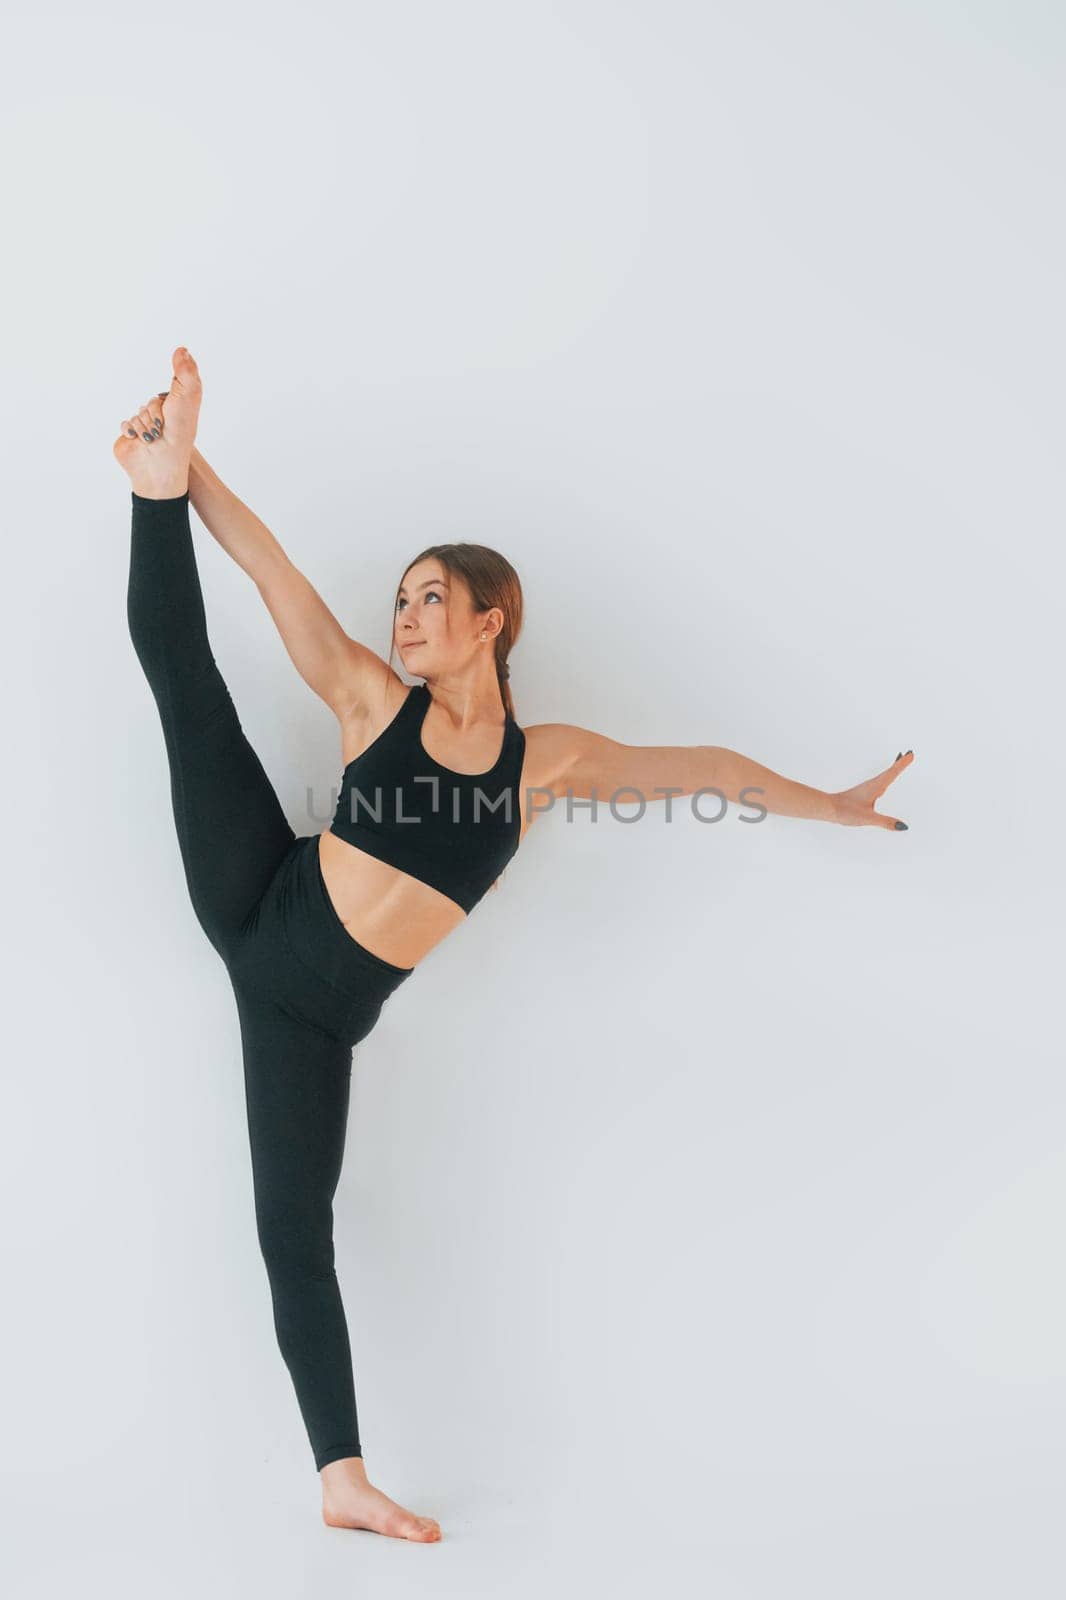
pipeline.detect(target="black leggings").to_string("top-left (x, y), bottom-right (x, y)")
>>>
top-left (126, 490), bottom-right (414, 1472)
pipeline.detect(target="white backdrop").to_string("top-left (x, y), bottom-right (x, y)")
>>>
top-left (3, 2), bottom-right (1064, 1595)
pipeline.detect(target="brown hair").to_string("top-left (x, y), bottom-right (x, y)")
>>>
top-left (386, 541), bottom-right (523, 720)
top-left (385, 542), bottom-right (524, 898)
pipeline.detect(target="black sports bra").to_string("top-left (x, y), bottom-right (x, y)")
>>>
top-left (328, 683), bottom-right (526, 916)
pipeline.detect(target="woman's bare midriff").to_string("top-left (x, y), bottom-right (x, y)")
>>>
top-left (318, 705), bottom-right (543, 970)
top-left (317, 829), bottom-right (469, 968)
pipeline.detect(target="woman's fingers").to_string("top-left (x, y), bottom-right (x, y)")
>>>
top-left (119, 405), bottom-right (157, 443)
top-left (141, 398), bottom-right (163, 435)
top-left (134, 402), bottom-right (161, 440)
top-left (115, 381), bottom-right (174, 453)
top-left (883, 752), bottom-right (913, 828)
top-left (881, 749), bottom-right (915, 791)
top-left (118, 384), bottom-right (173, 444)
top-left (835, 749), bottom-right (914, 828)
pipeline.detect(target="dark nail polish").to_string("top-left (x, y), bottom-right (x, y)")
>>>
top-left (896, 752), bottom-right (902, 760)
top-left (895, 820), bottom-right (908, 830)
top-left (151, 426), bottom-right (162, 437)
top-left (142, 431), bottom-right (153, 442)
top-left (905, 749), bottom-right (912, 756)
top-left (127, 428), bottom-right (137, 437)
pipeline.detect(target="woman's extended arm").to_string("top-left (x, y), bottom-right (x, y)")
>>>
top-left (187, 448), bottom-right (388, 720)
top-left (528, 724), bottom-right (913, 830)
top-left (188, 448), bottom-right (290, 581)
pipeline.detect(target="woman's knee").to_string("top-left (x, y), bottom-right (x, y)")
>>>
top-left (255, 1204), bottom-right (336, 1283)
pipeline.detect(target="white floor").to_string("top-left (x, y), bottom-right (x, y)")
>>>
top-left (5, 1443), bottom-right (1060, 1600)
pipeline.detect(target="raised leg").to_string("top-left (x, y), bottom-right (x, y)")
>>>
top-left (126, 490), bottom-right (294, 956)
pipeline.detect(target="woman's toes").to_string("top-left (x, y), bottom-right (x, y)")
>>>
top-left (172, 346), bottom-right (201, 388)
top-left (156, 347), bottom-right (203, 450)
top-left (391, 1506), bottom-right (438, 1540)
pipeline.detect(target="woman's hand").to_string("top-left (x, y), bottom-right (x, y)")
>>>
top-left (832, 751), bottom-right (914, 830)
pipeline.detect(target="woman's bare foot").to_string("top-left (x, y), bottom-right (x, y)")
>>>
top-left (320, 1456), bottom-right (442, 1542)
top-left (113, 346), bottom-right (202, 500)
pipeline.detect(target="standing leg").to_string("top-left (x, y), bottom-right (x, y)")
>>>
top-left (233, 990), bottom-right (363, 1470)
top-left (234, 988), bottom-right (442, 1540)
top-left (126, 490), bottom-right (294, 955)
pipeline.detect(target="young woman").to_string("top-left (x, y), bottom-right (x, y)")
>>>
top-left (116, 347), bottom-right (913, 1543)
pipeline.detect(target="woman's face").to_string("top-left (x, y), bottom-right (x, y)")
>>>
top-left (394, 558), bottom-right (478, 677)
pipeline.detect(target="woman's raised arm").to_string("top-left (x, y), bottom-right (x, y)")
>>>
top-left (188, 448), bottom-right (389, 721)
top-left (188, 448), bottom-right (290, 581)
top-left (528, 724), bottom-right (913, 830)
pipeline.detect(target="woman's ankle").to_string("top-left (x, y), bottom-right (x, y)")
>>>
top-left (320, 1454), bottom-right (367, 1483)
top-left (130, 475), bottom-right (190, 500)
